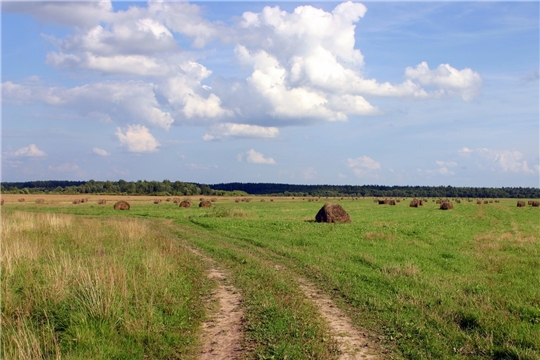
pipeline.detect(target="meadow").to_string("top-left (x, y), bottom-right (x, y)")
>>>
top-left (1, 195), bottom-right (539, 359)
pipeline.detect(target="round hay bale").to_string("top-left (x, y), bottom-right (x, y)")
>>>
top-left (260, 199), bottom-right (265, 202)
top-left (440, 202), bottom-right (454, 210)
top-left (235, 199), bottom-right (240, 203)
top-left (173, 198), bottom-right (181, 204)
top-left (211, 198), bottom-right (217, 202)
top-left (114, 200), bottom-right (130, 210)
top-left (532, 201), bottom-right (540, 207)
top-left (517, 201), bottom-right (526, 207)
top-left (199, 200), bottom-right (212, 208)
top-left (166, 198), bottom-right (172, 202)
top-left (410, 199), bottom-right (419, 207)
top-left (484, 200), bottom-right (488, 204)
top-left (199, 197), bottom-right (205, 201)
top-left (1, 199), bottom-right (4, 206)
top-left (154, 199), bottom-right (161, 204)
top-left (477, 200), bottom-right (482, 205)
top-left (72, 199), bottom-right (81, 204)
top-left (378, 200), bottom-right (386, 205)
top-left (18, 198), bottom-right (25, 202)
top-left (35, 199), bottom-right (45, 204)
top-left (528, 201), bottom-right (533, 205)
top-left (315, 203), bottom-right (351, 223)
top-left (98, 199), bottom-right (107, 205)
top-left (179, 200), bottom-right (191, 208)
top-left (387, 200), bottom-right (396, 206)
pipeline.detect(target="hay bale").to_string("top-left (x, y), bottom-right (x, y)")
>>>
top-left (477, 200), bottom-right (482, 205)
top-left (18, 198), bottom-right (25, 202)
top-left (315, 203), bottom-right (351, 223)
top-left (179, 200), bottom-right (191, 208)
top-left (114, 200), bottom-right (130, 210)
top-left (484, 200), bottom-right (488, 204)
top-left (495, 200), bottom-right (500, 203)
top-left (211, 198), bottom-right (217, 202)
top-left (260, 199), bottom-right (265, 202)
top-left (440, 202), bottom-right (454, 210)
top-left (528, 201), bottom-right (533, 205)
top-left (166, 198), bottom-right (172, 202)
top-left (199, 197), bottom-right (205, 201)
top-left (387, 200), bottom-right (396, 206)
top-left (531, 201), bottom-right (540, 207)
top-left (98, 199), bottom-right (107, 205)
top-left (1, 199), bottom-right (4, 206)
top-left (72, 199), bottom-right (81, 204)
top-left (235, 199), bottom-right (240, 203)
top-left (199, 200), bottom-right (212, 208)
top-left (517, 201), bottom-right (526, 207)
top-left (378, 200), bottom-right (386, 205)
top-left (35, 199), bottom-right (45, 204)
top-left (154, 199), bottom-right (161, 204)
top-left (173, 198), bottom-right (181, 204)
top-left (410, 199), bottom-right (420, 207)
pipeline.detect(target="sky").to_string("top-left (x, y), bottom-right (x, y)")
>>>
top-left (1, 1), bottom-right (539, 187)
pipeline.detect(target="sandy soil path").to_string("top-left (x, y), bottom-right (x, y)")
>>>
top-left (189, 248), bottom-right (245, 360)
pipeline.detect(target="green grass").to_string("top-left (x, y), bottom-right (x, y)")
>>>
top-left (3, 198), bottom-right (539, 359)
top-left (1, 210), bottom-right (212, 360)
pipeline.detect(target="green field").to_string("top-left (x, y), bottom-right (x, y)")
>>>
top-left (2, 197), bottom-right (539, 359)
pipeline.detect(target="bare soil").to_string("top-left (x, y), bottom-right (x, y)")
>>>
top-left (189, 248), bottom-right (245, 360)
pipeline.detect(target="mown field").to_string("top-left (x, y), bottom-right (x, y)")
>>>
top-left (2, 195), bottom-right (539, 359)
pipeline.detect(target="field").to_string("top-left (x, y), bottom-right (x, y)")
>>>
top-left (2, 195), bottom-right (539, 359)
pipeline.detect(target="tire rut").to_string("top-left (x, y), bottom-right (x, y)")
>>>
top-left (189, 248), bottom-right (245, 360)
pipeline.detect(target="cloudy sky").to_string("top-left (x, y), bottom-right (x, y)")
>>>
top-left (2, 1), bottom-right (538, 187)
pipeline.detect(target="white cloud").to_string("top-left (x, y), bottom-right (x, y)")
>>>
top-left (9, 144), bottom-right (47, 158)
top-left (93, 148), bottom-right (110, 157)
top-left (203, 123), bottom-right (279, 141)
top-left (348, 156), bottom-right (381, 170)
top-left (302, 167), bottom-right (318, 180)
top-left (48, 163), bottom-right (87, 177)
top-left (2, 81), bottom-right (174, 130)
top-left (238, 149), bottom-right (276, 165)
top-left (115, 125), bottom-right (160, 153)
top-left (405, 62), bottom-right (482, 101)
top-left (348, 155), bottom-right (381, 178)
top-left (3, 1), bottom-right (483, 135)
top-left (459, 147), bottom-right (538, 174)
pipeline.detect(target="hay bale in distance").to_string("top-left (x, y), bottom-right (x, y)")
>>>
top-left (72, 199), bottom-right (81, 204)
top-left (440, 202), bottom-right (454, 210)
top-left (18, 198), bottom-right (25, 202)
top-left (199, 200), bottom-right (212, 208)
top-left (517, 201), bottom-right (526, 207)
top-left (154, 199), bottom-right (161, 204)
top-left (114, 200), bottom-right (130, 210)
top-left (531, 201), bottom-right (540, 207)
top-left (179, 200), bottom-right (191, 208)
top-left (35, 199), bottom-right (45, 204)
top-left (315, 203), bottom-right (351, 223)
top-left (1, 199), bottom-right (4, 206)
top-left (98, 199), bottom-right (107, 205)
top-left (211, 198), bottom-right (217, 202)
top-left (410, 199), bottom-right (420, 207)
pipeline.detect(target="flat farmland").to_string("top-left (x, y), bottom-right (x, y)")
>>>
top-left (2, 196), bottom-right (539, 359)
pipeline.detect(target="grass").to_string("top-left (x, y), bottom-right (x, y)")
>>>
top-left (2, 197), bottom-right (539, 359)
top-left (1, 210), bottom-right (212, 360)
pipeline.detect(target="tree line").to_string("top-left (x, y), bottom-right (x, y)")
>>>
top-left (1, 180), bottom-right (539, 198)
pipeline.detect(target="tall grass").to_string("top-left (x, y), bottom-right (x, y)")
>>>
top-left (1, 211), bottom-right (211, 359)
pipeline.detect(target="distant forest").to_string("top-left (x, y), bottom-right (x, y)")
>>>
top-left (1, 180), bottom-right (539, 198)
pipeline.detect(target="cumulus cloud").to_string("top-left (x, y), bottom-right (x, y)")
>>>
top-left (2, 81), bottom-right (174, 130)
top-left (459, 147), bottom-right (538, 174)
top-left (3, 1), bottom-right (483, 134)
top-left (238, 149), bottom-right (276, 165)
top-left (93, 148), bottom-right (110, 157)
top-left (115, 125), bottom-right (160, 153)
top-left (8, 144), bottom-right (47, 158)
top-left (203, 123), bottom-right (279, 141)
top-left (347, 155), bottom-right (381, 178)
top-left (405, 62), bottom-right (482, 101)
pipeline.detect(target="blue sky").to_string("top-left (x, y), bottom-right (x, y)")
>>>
top-left (2, 1), bottom-right (539, 187)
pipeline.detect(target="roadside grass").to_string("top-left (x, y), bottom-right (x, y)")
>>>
top-left (4, 198), bottom-right (539, 359)
top-left (1, 210), bottom-right (212, 360)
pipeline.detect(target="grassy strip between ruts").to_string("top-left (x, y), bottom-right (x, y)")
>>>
top-left (173, 220), bottom-right (342, 359)
top-left (1, 210), bottom-right (212, 360)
